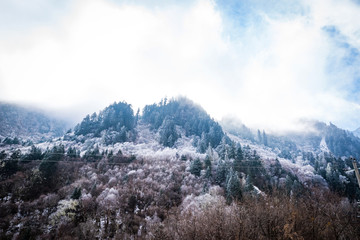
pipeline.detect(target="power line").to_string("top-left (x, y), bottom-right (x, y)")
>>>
top-left (0, 158), bottom-right (269, 167)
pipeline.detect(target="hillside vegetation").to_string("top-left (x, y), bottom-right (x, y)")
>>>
top-left (0, 98), bottom-right (360, 239)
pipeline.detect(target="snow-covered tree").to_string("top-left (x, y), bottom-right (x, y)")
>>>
top-left (226, 168), bottom-right (242, 202)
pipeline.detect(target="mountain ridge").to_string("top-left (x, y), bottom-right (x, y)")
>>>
top-left (2, 98), bottom-right (360, 160)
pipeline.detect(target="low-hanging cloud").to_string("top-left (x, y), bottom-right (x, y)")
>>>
top-left (0, 0), bottom-right (360, 132)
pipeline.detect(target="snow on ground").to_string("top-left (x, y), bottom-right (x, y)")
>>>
top-left (320, 137), bottom-right (330, 153)
top-left (228, 133), bottom-right (325, 184)
top-left (0, 122), bottom-right (205, 163)
top-left (105, 123), bottom-right (205, 161)
top-left (0, 123), bottom-right (326, 186)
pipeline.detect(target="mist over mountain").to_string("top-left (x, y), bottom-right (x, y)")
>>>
top-left (222, 117), bottom-right (360, 159)
top-left (0, 102), bottom-right (68, 141)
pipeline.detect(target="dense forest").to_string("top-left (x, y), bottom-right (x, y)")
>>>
top-left (1, 144), bottom-right (359, 239)
top-left (142, 97), bottom-right (224, 151)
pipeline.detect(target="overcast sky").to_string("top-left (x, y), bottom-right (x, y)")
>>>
top-left (1, 0), bottom-right (360, 132)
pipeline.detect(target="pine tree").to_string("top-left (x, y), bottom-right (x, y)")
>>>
top-left (270, 158), bottom-right (282, 177)
top-left (23, 145), bottom-right (43, 161)
top-left (218, 137), bottom-right (228, 160)
top-left (257, 130), bottom-right (262, 144)
top-left (190, 158), bottom-right (202, 177)
top-left (71, 187), bottom-right (82, 200)
top-left (159, 117), bottom-right (179, 147)
top-left (66, 147), bottom-right (78, 158)
top-left (39, 144), bottom-right (64, 183)
top-left (198, 132), bottom-right (208, 153)
top-left (216, 159), bottom-right (227, 185)
top-left (244, 175), bottom-right (254, 192)
top-left (0, 149), bottom-right (19, 177)
top-left (0, 150), bottom-right (6, 160)
top-left (228, 143), bottom-right (236, 160)
top-left (205, 166), bottom-right (212, 179)
top-left (135, 108), bottom-right (140, 124)
top-left (206, 144), bottom-right (214, 160)
top-left (226, 168), bottom-right (242, 202)
top-left (204, 155), bottom-right (212, 178)
top-left (233, 144), bottom-right (244, 173)
top-left (262, 130), bottom-right (268, 146)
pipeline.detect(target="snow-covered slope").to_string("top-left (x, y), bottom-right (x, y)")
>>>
top-left (319, 137), bottom-right (330, 153)
top-left (3, 98), bottom-right (358, 194)
top-left (228, 133), bottom-right (326, 186)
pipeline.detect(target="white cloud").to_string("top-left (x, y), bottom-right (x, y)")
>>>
top-left (0, 0), bottom-right (360, 132)
top-left (222, 0), bottom-right (360, 132)
top-left (0, 0), bottom-right (228, 122)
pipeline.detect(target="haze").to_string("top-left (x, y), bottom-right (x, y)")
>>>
top-left (1, 0), bottom-right (360, 132)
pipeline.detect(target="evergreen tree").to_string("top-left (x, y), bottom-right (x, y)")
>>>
top-left (257, 130), bottom-right (262, 143)
top-left (190, 158), bottom-right (202, 177)
top-left (205, 166), bottom-right (212, 179)
top-left (198, 132), bottom-right (208, 153)
top-left (228, 143), bottom-right (236, 160)
top-left (0, 149), bottom-right (19, 178)
top-left (248, 151), bottom-right (264, 179)
top-left (218, 137), bottom-right (228, 160)
top-left (118, 126), bottom-right (128, 142)
top-left (10, 149), bottom-right (21, 160)
top-left (204, 155), bottom-right (212, 178)
top-left (236, 143), bottom-right (243, 160)
top-left (135, 108), bottom-right (140, 124)
top-left (206, 144), bottom-right (214, 160)
top-left (71, 187), bottom-right (82, 200)
top-left (12, 137), bottom-right (20, 145)
top-left (262, 130), bottom-right (268, 146)
top-left (84, 146), bottom-right (102, 162)
top-left (202, 181), bottom-right (209, 193)
top-left (226, 168), bottom-right (242, 202)
top-left (180, 154), bottom-right (187, 161)
top-left (215, 159), bottom-right (227, 185)
top-left (244, 175), bottom-right (254, 192)
top-left (0, 150), bottom-right (6, 160)
top-left (270, 158), bottom-right (282, 177)
top-left (233, 144), bottom-right (244, 173)
top-left (39, 144), bottom-right (64, 182)
top-left (23, 145), bottom-right (43, 161)
top-left (66, 147), bottom-right (79, 158)
top-left (159, 117), bottom-right (179, 147)
top-left (325, 163), bottom-right (345, 195)
top-left (285, 175), bottom-right (294, 195)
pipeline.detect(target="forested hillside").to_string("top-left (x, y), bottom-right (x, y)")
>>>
top-left (0, 98), bottom-right (360, 239)
top-left (142, 98), bottom-right (224, 151)
top-left (74, 101), bottom-right (136, 144)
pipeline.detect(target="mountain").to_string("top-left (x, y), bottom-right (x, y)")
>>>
top-left (73, 101), bottom-right (136, 144)
top-left (71, 97), bottom-right (225, 152)
top-left (142, 97), bottom-right (224, 151)
top-left (222, 118), bottom-right (360, 159)
top-left (353, 127), bottom-right (360, 138)
top-left (0, 102), bottom-right (68, 142)
top-left (1, 98), bottom-right (360, 239)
